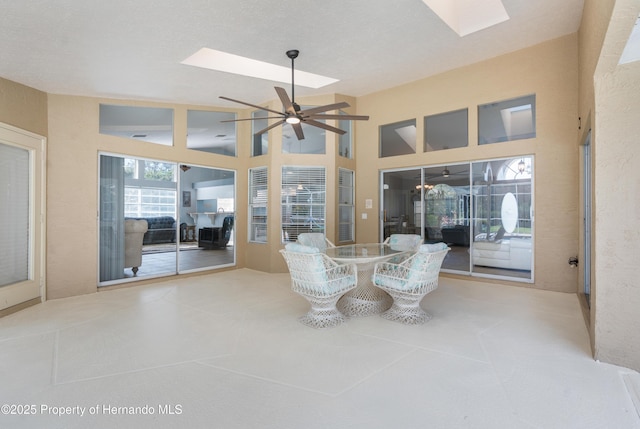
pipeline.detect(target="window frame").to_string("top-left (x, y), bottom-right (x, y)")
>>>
top-left (248, 167), bottom-right (268, 243)
top-left (281, 166), bottom-right (326, 243)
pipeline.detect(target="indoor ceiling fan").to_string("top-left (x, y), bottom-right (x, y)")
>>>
top-left (219, 50), bottom-right (369, 140)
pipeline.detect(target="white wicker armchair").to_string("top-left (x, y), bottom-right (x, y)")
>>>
top-left (382, 234), bottom-right (423, 251)
top-left (280, 243), bottom-right (357, 328)
top-left (372, 243), bottom-right (450, 325)
top-left (297, 232), bottom-right (335, 252)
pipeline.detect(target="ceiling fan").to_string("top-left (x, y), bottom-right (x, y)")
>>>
top-left (219, 50), bottom-right (369, 140)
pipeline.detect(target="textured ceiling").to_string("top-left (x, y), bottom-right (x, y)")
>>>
top-left (0, 0), bottom-right (584, 108)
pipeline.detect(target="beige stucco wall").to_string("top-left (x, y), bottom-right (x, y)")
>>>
top-left (355, 35), bottom-right (580, 292)
top-left (45, 95), bottom-right (249, 299)
top-left (0, 77), bottom-right (47, 137)
top-left (584, 0), bottom-right (640, 371)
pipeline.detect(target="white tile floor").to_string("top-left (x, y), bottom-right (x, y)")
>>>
top-left (1, 269), bottom-right (639, 429)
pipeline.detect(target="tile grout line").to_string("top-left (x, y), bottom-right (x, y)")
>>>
top-left (51, 330), bottom-right (60, 386)
top-left (623, 372), bottom-right (640, 420)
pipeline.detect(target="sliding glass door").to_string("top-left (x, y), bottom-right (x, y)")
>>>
top-left (470, 157), bottom-right (533, 280)
top-left (381, 156), bottom-right (533, 282)
top-left (99, 154), bottom-right (235, 285)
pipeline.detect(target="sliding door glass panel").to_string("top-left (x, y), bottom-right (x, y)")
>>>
top-left (478, 95), bottom-right (536, 144)
top-left (252, 110), bottom-right (269, 156)
top-left (187, 110), bottom-right (237, 156)
top-left (99, 154), bottom-right (177, 284)
top-left (421, 164), bottom-right (470, 272)
top-left (424, 108), bottom-right (468, 152)
top-left (471, 157), bottom-right (533, 280)
top-left (99, 104), bottom-right (174, 146)
top-left (179, 165), bottom-right (236, 272)
top-left (380, 169), bottom-right (421, 241)
top-left (380, 119), bottom-right (416, 158)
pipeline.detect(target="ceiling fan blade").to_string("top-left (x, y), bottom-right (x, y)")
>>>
top-left (292, 122), bottom-right (305, 140)
top-left (219, 96), bottom-right (284, 116)
top-left (300, 102), bottom-right (350, 116)
top-left (306, 114), bottom-right (370, 121)
top-left (255, 119), bottom-right (285, 135)
top-left (274, 87), bottom-right (297, 115)
top-left (304, 119), bottom-right (347, 135)
top-left (220, 117), bottom-right (283, 123)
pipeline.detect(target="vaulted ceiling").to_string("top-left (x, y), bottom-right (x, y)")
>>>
top-left (0, 0), bottom-right (584, 108)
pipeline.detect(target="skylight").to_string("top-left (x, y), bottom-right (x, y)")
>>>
top-left (619, 15), bottom-right (640, 65)
top-left (181, 48), bottom-right (339, 89)
top-left (421, 0), bottom-right (509, 37)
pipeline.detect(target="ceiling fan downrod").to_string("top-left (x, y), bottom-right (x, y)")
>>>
top-left (286, 49), bottom-right (299, 109)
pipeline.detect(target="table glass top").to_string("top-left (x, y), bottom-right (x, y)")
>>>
top-left (324, 243), bottom-right (405, 260)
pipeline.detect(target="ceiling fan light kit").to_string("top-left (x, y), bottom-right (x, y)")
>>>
top-left (219, 50), bottom-right (369, 140)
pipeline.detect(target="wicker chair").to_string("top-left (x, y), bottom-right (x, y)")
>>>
top-left (280, 243), bottom-right (357, 328)
top-left (382, 233), bottom-right (423, 251)
top-left (372, 242), bottom-right (450, 325)
top-left (297, 232), bottom-right (335, 252)
top-left (382, 233), bottom-right (423, 264)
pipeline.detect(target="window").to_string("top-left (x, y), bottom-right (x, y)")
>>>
top-left (249, 167), bottom-right (268, 243)
top-left (252, 110), bottom-right (269, 156)
top-left (338, 168), bottom-right (355, 242)
top-left (424, 108), bottom-right (468, 152)
top-left (380, 119), bottom-right (416, 158)
top-left (124, 159), bottom-right (177, 218)
top-left (281, 166), bottom-right (326, 242)
top-left (282, 106), bottom-right (326, 154)
top-left (187, 110), bottom-right (237, 156)
top-left (478, 95), bottom-right (536, 144)
top-left (99, 104), bottom-right (174, 146)
top-left (338, 113), bottom-right (353, 158)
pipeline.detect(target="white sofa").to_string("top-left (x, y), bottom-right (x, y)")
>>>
top-left (472, 236), bottom-right (531, 271)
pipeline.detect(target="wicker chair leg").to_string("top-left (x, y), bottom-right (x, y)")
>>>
top-left (380, 291), bottom-right (431, 325)
top-left (298, 294), bottom-right (348, 329)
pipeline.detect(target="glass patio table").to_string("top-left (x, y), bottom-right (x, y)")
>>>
top-left (324, 243), bottom-right (410, 317)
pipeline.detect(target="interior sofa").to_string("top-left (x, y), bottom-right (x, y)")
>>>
top-left (126, 216), bottom-right (176, 245)
top-left (472, 235), bottom-right (532, 271)
top-left (440, 225), bottom-right (470, 246)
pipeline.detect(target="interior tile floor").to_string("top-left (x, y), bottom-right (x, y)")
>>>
top-left (1, 269), bottom-right (639, 429)
top-left (124, 246), bottom-right (235, 279)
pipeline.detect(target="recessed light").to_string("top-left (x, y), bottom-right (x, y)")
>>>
top-left (181, 48), bottom-right (339, 89)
